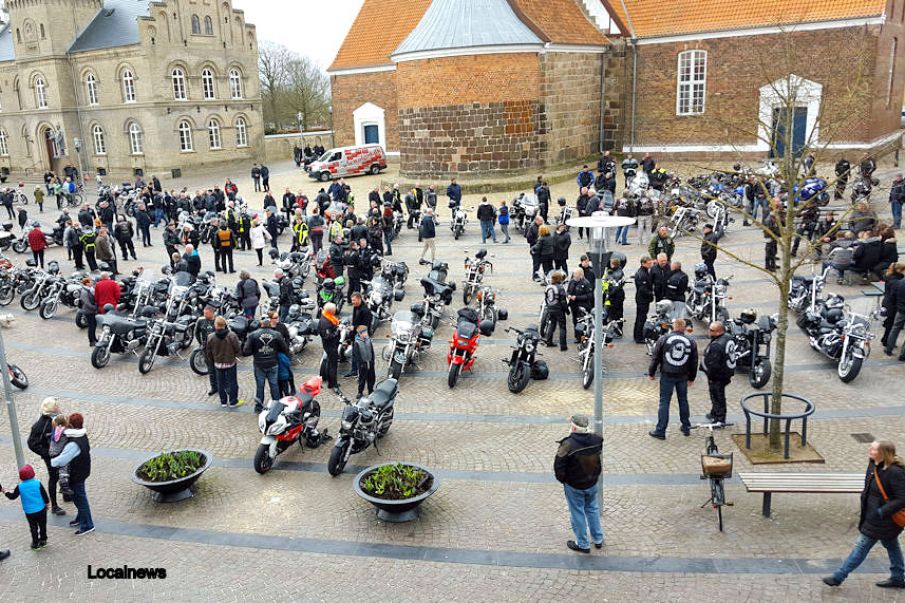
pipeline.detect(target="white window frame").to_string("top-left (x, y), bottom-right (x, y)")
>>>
top-left (122, 70), bottom-right (136, 103)
top-left (676, 50), bottom-right (707, 116)
top-left (50, 132), bottom-right (63, 158)
top-left (208, 119), bottom-right (221, 149)
top-left (235, 116), bottom-right (248, 147)
top-left (228, 69), bottom-right (242, 99)
top-left (172, 68), bottom-right (187, 100)
top-left (86, 73), bottom-right (99, 105)
top-left (202, 69), bottom-right (216, 100)
top-left (191, 15), bottom-right (201, 35)
top-left (128, 122), bottom-right (143, 155)
top-left (0, 130), bottom-right (8, 156)
top-left (92, 125), bottom-right (106, 155)
top-left (35, 76), bottom-right (47, 109)
top-left (178, 120), bottom-right (193, 152)
top-left (887, 38), bottom-right (898, 107)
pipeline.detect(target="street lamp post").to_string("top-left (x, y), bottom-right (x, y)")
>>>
top-left (296, 111), bottom-right (304, 147)
top-left (566, 213), bottom-right (635, 505)
top-left (0, 328), bottom-right (25, 469)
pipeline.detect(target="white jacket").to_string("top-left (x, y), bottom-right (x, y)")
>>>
top-left (249, 224), bottom-right (271, 249)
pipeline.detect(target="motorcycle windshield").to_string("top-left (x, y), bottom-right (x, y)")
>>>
top-left (392, 311), bottom-right (416, 337)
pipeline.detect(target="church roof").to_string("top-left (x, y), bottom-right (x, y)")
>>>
top-left (508, 0), bottom-right (608, 45)
top-left (329, 0), bottom-right (432, 71)
top-left (606, 0), bottom-right (887, 39)
top-left (392, 0), bottom-right (543, 59)
top-left (68, 0), bottom-right (150, 53)
top-left (0, 24), bottom-right (14, 62)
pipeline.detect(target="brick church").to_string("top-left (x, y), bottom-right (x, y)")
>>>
top-left (329, 0), bottom-right (905, 178)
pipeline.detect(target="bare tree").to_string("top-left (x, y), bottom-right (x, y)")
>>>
top-left (284, 55), bottom-right (331, 130)
top-left (258, 41), bottom-right (292, 130)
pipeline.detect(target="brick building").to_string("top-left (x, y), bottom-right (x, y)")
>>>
top-left (329, 0), bottom-right (612, 179)
top-left (0, 0), bottom-right (263, 179)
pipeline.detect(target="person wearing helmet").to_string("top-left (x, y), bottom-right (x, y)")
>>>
top-left (700, 224), bottom-right (720, 279)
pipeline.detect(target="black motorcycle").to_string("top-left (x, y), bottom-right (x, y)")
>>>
top-left (363, 274), bottom-right (403, 333)
top-left (91, 310), bottom-right (149, 369)
top-left (137, 273), bottom-right (198, 374)
top-left (502, 326), bottom-right (545, 394)
top-left (414, 276), bottom-right (454, 330)
top-left (643, 300), bottom-right (674, 356)
top-left (726, 310), bottom-right (776, 389)
top-left (327, 379), bottom-right (399, 476)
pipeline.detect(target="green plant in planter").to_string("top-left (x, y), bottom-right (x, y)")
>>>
top-left (138, 451), bottom-right (205, 483)
top-left (361, 463), bottom-right (432, 501)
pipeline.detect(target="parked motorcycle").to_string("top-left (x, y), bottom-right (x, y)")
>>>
top-left (319, 318), bottom-right (355, 377)
top-left (380, 259), bottom-right (409, 295)
top-left (13, 222), bottom-right (65, 253)
top-left (315, 276), bottom-right (346, 315)
top-left (254, 377), bottom-right (330, 474)
top-left (669, 206), bottom-right (702, 238)
top-left (511, 193), bottom-right (538, 234)
top-left (425, 260), bottom-right (450, 283)
top-left (19, 263), bottom-right (55, 311)
top-left (726, 309), bottom-right (776, 389)
top-left (447, 307), bottom-right (494, 388)
top-left (450, 206), bottom-right (470, 240)
top-left (91, 309), bottom-right (149, 369)
top-left (137, 273), bottom-right (198, 374)
top-left (804, 302), bottom-right (874, 382)
top-left (0, 222), bottom-right (21, 252)
top-left (788, 266), bottom-right (830, 314)
top-left (363, 274), bottom-right (404, 333)
top-left (473, 284), bottom-right (504, 325)
top-left (39, 271), bottom-right (86, 320)
top-left (327, 379), bottom-right (399, 476)
top-left (685, 265), bottom-right (732, 324)
top-left (643, 299), bottom-right (674, 356)
top-left (462, 249), bottom-right (493, 304)
top-left (384, 310), bottom-right (432, 379)
top-left (502, 326), bottom-right (546, 394)
top-left (415, 276), bottom-right (455, 330)
top-left (576, 309), bottom-right (621, 389)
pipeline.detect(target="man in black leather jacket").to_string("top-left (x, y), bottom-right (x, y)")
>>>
top-left (702, 321), bottom-right (735, 425)
top-left (243, 316), bottom-right (288, 412)
top-left (567, 269), bottom-right (593, 340)
top-left (633, 256), bottom-right (655, 343)
top-left (554, 414), bottom-right (604, 553)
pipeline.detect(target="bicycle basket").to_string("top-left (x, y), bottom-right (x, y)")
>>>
top-left (701, 453), bottom-right (733, 478)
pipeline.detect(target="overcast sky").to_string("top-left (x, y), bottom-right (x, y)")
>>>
top-left (232, 0), bottom-right (365, 69)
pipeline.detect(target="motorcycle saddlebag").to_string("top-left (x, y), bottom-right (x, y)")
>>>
top-left (531, 360), bottom-right (549, 381)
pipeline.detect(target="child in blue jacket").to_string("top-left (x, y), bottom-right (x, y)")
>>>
top-left (2, 464), bottom-right (50, 549)
top-left (277, 351), bottom-right (295, 397)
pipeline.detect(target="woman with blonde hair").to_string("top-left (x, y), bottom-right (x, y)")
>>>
top-left (532, 224), bottom-right (555, 279)
top-left (824, 440), bottom-right (905, 588)
top-left (26, 397), bottom-right (66, 516)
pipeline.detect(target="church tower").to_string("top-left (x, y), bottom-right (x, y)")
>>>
top-left (6, 0), bottom-right (103, 57)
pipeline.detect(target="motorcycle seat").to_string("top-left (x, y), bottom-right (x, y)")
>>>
top-left (370, 379), bottom-right (398, 409)
top-left (792, 275), bottom-right (814, 285)
top-left (97, 314), bottom-right (147, 335)
top-left (421, 277), bottom-right (452, 296)
top-left (456, 321), bottom-right (478, 339)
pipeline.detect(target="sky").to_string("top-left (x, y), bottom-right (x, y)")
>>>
top-left (232, 0), bottom-right (365, 70)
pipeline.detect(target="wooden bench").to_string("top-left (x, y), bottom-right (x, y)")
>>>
top-left (737, 472), bottom-right (864, 518)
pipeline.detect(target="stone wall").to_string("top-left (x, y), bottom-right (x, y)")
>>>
top-left (330, 70), bottom-right (400, 151)
top-left (539, 51), bottom-right (603, 166)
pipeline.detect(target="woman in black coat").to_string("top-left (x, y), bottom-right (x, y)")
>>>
top-left (824, 440), bottom-right (905, 588)
top-left (531, 225), bottom-right (555, 280)
top-left (552, 224), bottom-right (571, 274)
top-left (26, 397), bottom-right (65, 515)
top-left (881, 264), bottom-right (905, 349)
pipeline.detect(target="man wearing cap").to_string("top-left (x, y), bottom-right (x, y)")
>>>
top-left (554, 414), bottom-right (604, 553)
top-left (700, 223), bottom-right (720, 279)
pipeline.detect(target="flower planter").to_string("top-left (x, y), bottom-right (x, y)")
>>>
top-left (131, 449), bottom-right (212, 503)
top-left (353, 462), bottom-right (439, 523)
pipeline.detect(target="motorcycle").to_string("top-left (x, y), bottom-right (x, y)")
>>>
top-left (850, 176), bottom-right (877, 204)
top-left (91, 309), bottom-right (149, 369)
top-left (284, 301), bottom-right (318, 356)
top-left (189, 312), bottom-right (256, 376)
top-left (253, 377), bottom-right (331, 474)
top-left (447, 307), bottom-right (494, 388)
top-left (669, 206), bottom-right (702, 238)
top-left (413, 276), bottom-right (454, 331)
top-left (555, 199), bottom-right (573, 228)
top-left (0, 222), bottom-right (21, 252)
top-left (384, 310), bottom-right (432, 379)
top-left (788, 266), bottom-right (830, 314)
top-left (502, 326), bottom-right (545, 394)
top-left (462, 249), bottom-right (493, 305)
top-left (137, 272), bottom-right (198, 374)
top-left (318, 318), bottom-right (355, 377)
top-left (685, 265), bottom-right (732, 324)
top-left (805, 302), bottom-right (874, 382)
top-left (724, 309), bottom-right (776, 389)
top-left (19, 263), bottom-right (56, 312)
top-left (380, 260), bottom-right (409, 295)
top-left (38, 271), bottom-right (87, 321)
top-left (315, 276), bottom-right (346, 315)
top-left (450, 206), bottom-right (470, 240)
top-left (425, 260), bottom-right (449, 283)
top-left (473, 284), bottom-right (503, 325)
top-left (7, 363), bottom-right (28, 389)
top-left (643, 300), bottom-right (674, 356)
top-left (363, 275), bottom-right (403, 333)
top-left (575, 309), bottom-right (621, 390)
top-left (327, 379), bottom-right (399, 476)
top-left (270, 248), bottom-right (312, 280)
top-left (511, 193), bottom-right (538, 234)
top-left (13, 223), bottom-right (65, 253)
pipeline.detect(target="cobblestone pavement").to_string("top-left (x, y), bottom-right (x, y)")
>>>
top-left (0, 156), bottom-right (902, 600)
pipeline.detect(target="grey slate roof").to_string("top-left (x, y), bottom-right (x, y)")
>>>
top-left (392, 0), bottom-right (543, 58)
top-left (0, 23), bottom-right (14, 62)
top-left (68, 0), bottom-right (150, 53)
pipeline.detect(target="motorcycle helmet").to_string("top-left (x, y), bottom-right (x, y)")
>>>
top-left (732, 163), bottom-right (742, 172)
top-left (497, 308), bottom-right (508, 321)
top-left (46, 260), bottom-right (60, 274)
top-left (655, 299), bottom-right (672, 316)
top-left (739, 308), bottom-right (757, 325)
top-left (557, 197), bottom-right (566, 207)
top-left (322, 278), bottom-right (335, 293)
top-left (693, 261), bottom-right (709, 279)
top-left (531, 360), bottom-right (550, 381)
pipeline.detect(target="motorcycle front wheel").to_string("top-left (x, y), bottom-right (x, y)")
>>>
top-left (91, 344), bottom-right (112, 369)
top-left (327, 442), bottom-right (350, 476)
top-left (138, 348), bottom-right (156, 375)
top-left (20, 291), bottom-right (40, 311)
top-left (453, 228), bottom-right (461, 240)
top-left (581, 347), bottom-right (595, 390)
top-left (8, 364), bottom-right (28, 389)
top-left (838, 350), bottom-right (863, 383)
top-left (12, 239), bottom-right (27, 254)
top-left (507, 361), bottom-right (531, 394)
top-left (39, 299), bottom-right (58, 320)
top-left (75, 311), bottom-right (88, 329)
top-left (189, 348), bottom-right (209, 376)
top-left (0, 285), bottom-right (14, 306)
top-left (539, 309), bottom-right (553, 341)
top-left (253, 444), bottom-right (274, 475)
top-left (749, 358), bottom-right (772, 389)
top-left (447, 362), bottom-right (462, 388)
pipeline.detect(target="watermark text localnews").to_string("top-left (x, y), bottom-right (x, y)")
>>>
top-left (87, 565), bottom-right (167, 579)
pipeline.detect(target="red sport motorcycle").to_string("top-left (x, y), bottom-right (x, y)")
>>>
top-left (253, 376), bottom-right (331, 474)
top-left (447, 307), bottom-right (495, 388)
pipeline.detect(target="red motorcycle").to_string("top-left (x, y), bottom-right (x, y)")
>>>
top-left (253, 376), bottom-right (330, 474)
top-left (447, 307), bottom-right (494, 388)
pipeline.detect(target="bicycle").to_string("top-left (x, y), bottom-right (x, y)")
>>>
top-left (695, 422), bottom-right (734, 531)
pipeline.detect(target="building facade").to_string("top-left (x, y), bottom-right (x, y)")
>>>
top-left (0, 0), bottom-right (264, 179)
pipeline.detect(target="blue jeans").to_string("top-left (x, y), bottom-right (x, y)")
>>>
top-left (480, 220), bottom-right (496, 243)
top-left (384, 229), bottom-right (394, 255)
top-left (832, 533), bottom-right (904, 584)
top-left (70, 480), bottom-right (94, 531)
top-left (254, 365), bottom-right (280, 406)
top-left (216, 365), bottom-right (238, 406)
top-left (752, 198), bottom-right (767, 222)
top-left (615, 225), bottom-right (629, 245)
top-left (892, 201), bottom-right (902, 228)
top-left (153, 207), bottom-right (165, 227)
top-left (654, 376), bottom-right (690, 434)
top-left (563, 483), bottom-right (604, 549)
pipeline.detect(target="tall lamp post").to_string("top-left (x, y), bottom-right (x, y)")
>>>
top-left (296, 111), bottom-right (305, 147)
top-left (566, 212), bottom-right (635, 504)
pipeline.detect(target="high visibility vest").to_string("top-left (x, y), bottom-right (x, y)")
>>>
top-left (217, 229), bottom-right (233, 248)
top-left (294, 222), bottom-right (309, 245)
top-left (80, 232), bottom-right (95, 249)
top-left (329, 221), bottom-right (342, 240)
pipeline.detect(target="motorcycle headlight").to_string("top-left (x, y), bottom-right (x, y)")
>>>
top-left (341, 420), bottom-right (353, 430)
top-left (762, 333), bottom-right (771, 343)
top-left (524, 342), bottom-right (535, 353)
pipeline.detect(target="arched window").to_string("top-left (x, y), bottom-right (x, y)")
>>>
top-left (15, 29), bottom-right (20, 44)
top-left (0, 130), bottom-right (8, 156)
top-left (191, 15), bottom-right (201, 35)
top-left (202, 69), bottom-right (215, 100)
top-left (92, 125), bottom-right (106, 155)
top-left (85, 73), bottom-right (98, 105)
top-left (39, 24), bottom-right (45, 39)
top-left (235, 116), bottom-right (248, 147)
top-left (34, 76), bottom-right (47, 109)
top-left (122, 69), bottom-right (136, 102)
top-left (172, 68), bottom-right (187, 100)
top-left (208, 119), bottom-right (221, 149)
top-left (128, 122), bottom-right (143, 154)
top-left (204, 16), bottom-right (213, 35)
top-left (228, 68), bottom-right (242, 99)
top-left (178, 120), bottom-right (193, 151)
